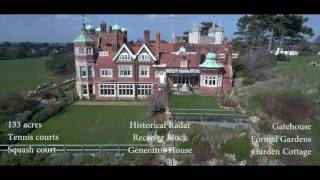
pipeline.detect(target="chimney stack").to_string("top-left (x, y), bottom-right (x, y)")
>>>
top-left (156, 31), bottom-right (161, 60)
top-left (100, 21), bottom-right (107, 32)
top-left (144, 30), bottom-right (150, 44)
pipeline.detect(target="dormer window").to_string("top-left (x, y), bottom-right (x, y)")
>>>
top-left (219, 54), bottom-right (225, 58)
top-left (138, 53), bottom-right (150, 61)
top-left (119, 53), bottom-right (131, 61)
top-left (180, 60), bottom-right (188, 68)
top-left (99, 51), bottom-right (109, 57)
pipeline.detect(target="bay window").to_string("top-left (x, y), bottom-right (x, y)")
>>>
top-left (100, 84), bottom-right (115, 96)
top-left (201, 75), bottom-right (222, 87)
top-left (118, 84), bottom-right (134, 96)
top-left (137, 85), bottom-right (152, 96)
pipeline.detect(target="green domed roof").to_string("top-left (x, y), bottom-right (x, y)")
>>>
top-left (121, 27), bottom-right (127, 32)
top-left (74, 25), bottom-right (94, 43)
top-left (199, 52), bottom-right (224, 69)
top-left (112, 24), bottom-right (121, 30)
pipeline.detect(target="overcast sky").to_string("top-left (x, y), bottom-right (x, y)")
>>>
top-left (0, 14), bottom-right (319, 43)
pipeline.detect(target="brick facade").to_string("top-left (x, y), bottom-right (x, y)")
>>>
top-left (74, 22), bottom-right (239, 100)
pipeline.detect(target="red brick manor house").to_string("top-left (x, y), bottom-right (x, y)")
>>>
top-left (74, 21), bottom-right (239, 100)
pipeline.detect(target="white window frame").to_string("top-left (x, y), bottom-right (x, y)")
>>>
top-left (119, 52), bottom-right (131, 61)
top-left (117, 84), bottom-right (134, 97)
top-left (180, 60), bottom-right (188, 68)
top-left (81, 84), bottom-right (88, 95)
top-left (119, 65), bottom-right (132, 77)
top-left (201, 75), bottom-right (222, 87)
top-left (99, 51), bottom-right (109, 57)
top-left (99, 84), bottom-right (115, 97)
top-left (232, 53), bottom-right (238, 59)
top-left (86, 48), bottom-right (92, 55)
top-left (139, 66), bottom-right (150, 77)
top-left (80, 66), bottom-right (87, 77)
top-left (217, 75), bottom-right (222, 87)
top-left (137, 84), bottom-right (153, 96)
top-left (219, 54), bottom-right (225, 58)
top-left (155, 71), bottom-right (166, 77)
top-left (138, 52), bottom-right (151, 61)
top-left (100, 68), bottom-right (113, 78)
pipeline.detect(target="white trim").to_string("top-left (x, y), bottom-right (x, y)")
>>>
top-left (99, 84), bottom-right (116, 97)
top-left (200, 75), bottom-right (222, 88)
top-left (139, 66), bottom-right (150, 77)
top-left (137, 84), bottom-right (153, 97)
top-left (219, 53), bottom-right (225, 58)
top-left (100, 68), bottom-right (113, 78)
top-left (135, 44), bottom-right (157, 61)
top-left (112, 44), bottom-right (135, 61)
top-left (117, 84), bottom-right (135, 97)
top-left (118, 65), bottom-right (133, 78)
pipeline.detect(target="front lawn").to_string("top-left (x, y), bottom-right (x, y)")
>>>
top-left (27, 105), bottom-right (150, 144)
top-left (170, 94), bottom-right (221, 109)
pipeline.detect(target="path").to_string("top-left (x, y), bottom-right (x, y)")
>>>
top-left (190, 121), bottom-right (251, 130)
top-left (74, 100), bottom-right (146, 106)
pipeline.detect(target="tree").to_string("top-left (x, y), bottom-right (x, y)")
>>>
top-left (313, 35), bottom-right (320, 51)
top-left (233, 14), bottom-right (314, 51)
top-left (45, 53), bottom-right (75, 77)
top-left (237, 48), bottom-right (277, 82)
top-left (0, 91), bottom-right (26, 115)
top-left (200, 22), bottom-right (213, 36)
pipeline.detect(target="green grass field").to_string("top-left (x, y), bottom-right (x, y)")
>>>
top-left (0, 57), bottom-right (52, 92)
top-left (170, 94), bottom-right (221, 109)
top-left (27, 105), bottom-right (150, 144)
top-left (277, 55), bottom-right (320, 84)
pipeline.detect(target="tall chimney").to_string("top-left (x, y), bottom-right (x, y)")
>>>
top-left (100, 21), bottom-right (107, 32)
top-left (156, 31), bottom-right (160, 60)
top-left (144, 30), bottom-right (150, 44)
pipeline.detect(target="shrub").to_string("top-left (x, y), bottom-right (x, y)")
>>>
top-left (253, 90), bottom-right (315, 124)
top-left (0, 91), bottom-right (26, 115)
top-left (242, 77), bottom-right (255, 86)
top-left (276, 54), bottom-right (290, 62)
top-left (218, 94), bottom-right (239, 108)
top-left (41, 92), bottom-right (55, 100)
top-left (222, 136), bottom-right (253, 162)
top-left (178, 133), bottom-right (214, 163)
top-left (238, 48), bottom-right (277, 81)
top-left (147, 95), bottom-right (165, 117)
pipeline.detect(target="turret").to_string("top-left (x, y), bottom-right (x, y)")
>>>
top-left (74, 22), bottom-right (96, 99)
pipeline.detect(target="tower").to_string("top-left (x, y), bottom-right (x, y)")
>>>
top-left (214, 21), bottom-right (224, 44)
top-left (74, 18), bottom-right (96, 99)
top-left (188, 22), bottom-right (201, 44)
top-left (208, 21), bottom-right (215, 38)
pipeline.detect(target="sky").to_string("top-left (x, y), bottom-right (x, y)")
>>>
top-left (0, 14), bottom-right (319, 43)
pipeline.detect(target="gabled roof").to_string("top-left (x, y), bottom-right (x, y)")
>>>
top-left (135, 44), bottom-right (157, 61)
top-left (112, 44), bottom-right (135, 61)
